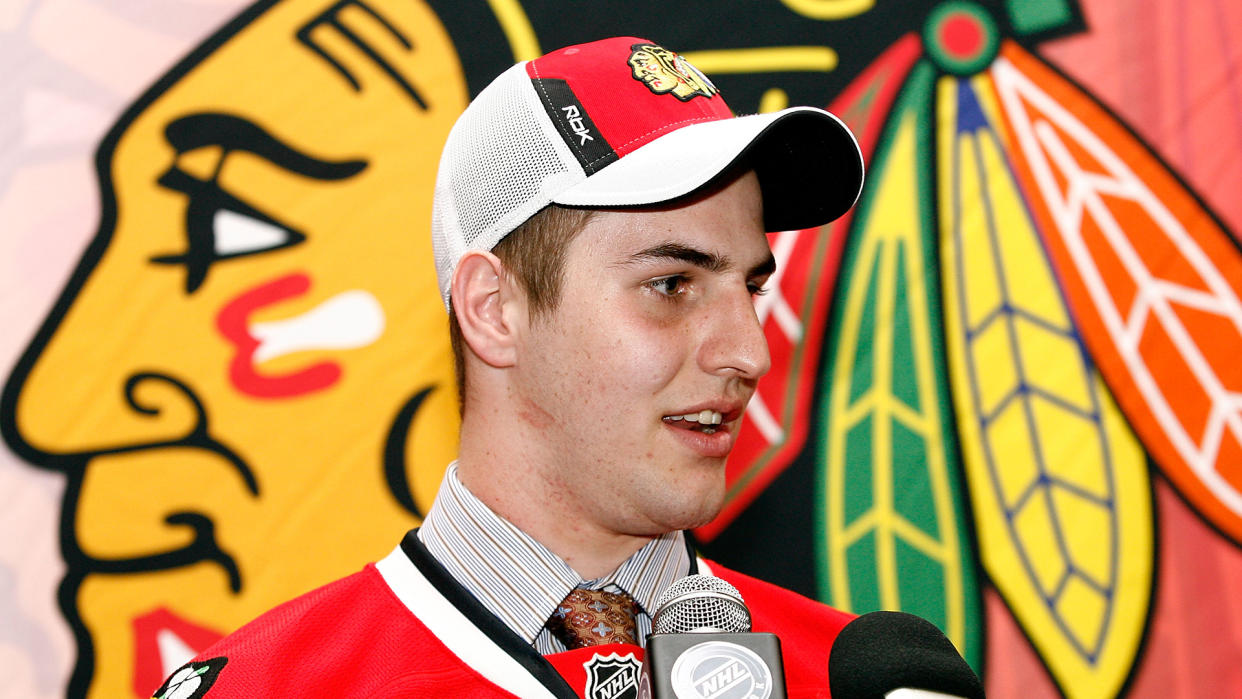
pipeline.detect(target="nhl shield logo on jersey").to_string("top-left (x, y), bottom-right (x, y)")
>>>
top-left (151, 657), bottom-right (228, 698)
top-left (627, 43), bottom-right (717, 101)
top-left (584, 651), bottom-right (642, 699)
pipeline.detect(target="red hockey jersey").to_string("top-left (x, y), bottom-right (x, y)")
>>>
top-left (153, 531), bottom-right (854, 698)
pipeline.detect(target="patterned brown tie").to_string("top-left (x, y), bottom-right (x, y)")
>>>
top-left (546, 588), bottom-right (640, 648)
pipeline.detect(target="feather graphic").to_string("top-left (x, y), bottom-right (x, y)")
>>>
top-left (993, 41), bottom-right (1242, 545)
top-left (938, 71), bottom-right (1153, 698)
top-left (816, 59), bottom-right (983, 669)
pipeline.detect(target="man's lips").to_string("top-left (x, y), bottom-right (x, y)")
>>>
top-left (215, 272), bottom-right (384, 399)
top-left (663, 401), bottom-right (745, 424)
top-left (663, 418), bottom-right (737, 458)
top-left (661, 402), bottom-right (745, 458)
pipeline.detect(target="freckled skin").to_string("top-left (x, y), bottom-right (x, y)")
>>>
top-left (458, 172), bottom-right (771, 578)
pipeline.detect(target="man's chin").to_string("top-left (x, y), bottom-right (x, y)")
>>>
top-left (681, 503), bottom-right (726, 533)
top-left (648, 487), bottom-right (727, 535)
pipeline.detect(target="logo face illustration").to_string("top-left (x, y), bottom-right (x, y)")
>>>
top-left (152, 657), bottom-right (228, 699)
top-left (627, 43), bottom-right (717, 101)
top-left (584, 651), bottom-right (641, 699)
top-left (10, 0), bottom-right (1241, 697)
top-left (669, 641), bottom-right (772, 699)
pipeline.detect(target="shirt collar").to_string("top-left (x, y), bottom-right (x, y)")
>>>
top-left (418, 462), bottom-right (691, 646)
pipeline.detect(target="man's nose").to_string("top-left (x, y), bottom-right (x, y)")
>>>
top-left (697, 286), bottom-right (772, 381)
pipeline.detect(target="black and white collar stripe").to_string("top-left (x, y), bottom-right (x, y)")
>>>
top-left (377, 535), bottom-right (575, 698)
top-left (418, 463), bottom-right (692, 653)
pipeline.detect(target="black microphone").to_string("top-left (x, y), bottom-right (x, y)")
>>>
top-left (828, 611), bottom-right (984, 699)
top-left (639, 575), bottom-right (788, 699)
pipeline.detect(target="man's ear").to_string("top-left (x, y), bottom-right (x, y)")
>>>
top-left (451, 250), bottom-right (522, 368)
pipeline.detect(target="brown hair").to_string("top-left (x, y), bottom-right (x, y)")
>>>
top-left (448, 204), bottom-right (596, 412)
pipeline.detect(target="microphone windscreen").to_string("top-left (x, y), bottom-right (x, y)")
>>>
top-left (651, 574), bottom-right (751, 634)
top-left (828, 611), bottom-right (983, 699)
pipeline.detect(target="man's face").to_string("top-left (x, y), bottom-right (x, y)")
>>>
top-left (4, 0), bottom-right (465, 695)
top-left (513, 172), bottom-right (772, 536)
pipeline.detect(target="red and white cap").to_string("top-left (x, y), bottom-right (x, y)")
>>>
top-left (431, 36), bottom-right (865, 307)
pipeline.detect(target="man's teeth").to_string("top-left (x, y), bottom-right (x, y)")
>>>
top-left (666, 410), bottom-right (724, 425)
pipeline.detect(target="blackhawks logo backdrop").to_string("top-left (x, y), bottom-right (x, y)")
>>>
top-left (2, 1), bottom-right (1241, 697)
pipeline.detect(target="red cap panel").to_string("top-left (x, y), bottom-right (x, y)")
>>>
top-left (526, 37), bottom-right (734, 158)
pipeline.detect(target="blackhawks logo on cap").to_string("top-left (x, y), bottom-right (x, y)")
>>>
top-left (627, 43), bottom-right (717, 101)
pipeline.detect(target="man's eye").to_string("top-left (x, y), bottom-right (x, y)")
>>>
top-left (649, 275), bottom-right (687, 297)
top-left (749, 281), bottom-right (771, 297)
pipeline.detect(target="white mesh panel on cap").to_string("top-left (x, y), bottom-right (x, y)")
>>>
top-left (431, 62), bottom-right (583, 307)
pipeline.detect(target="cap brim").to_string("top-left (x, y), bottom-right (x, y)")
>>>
top-left (551, 106), bottom-right (864, 231)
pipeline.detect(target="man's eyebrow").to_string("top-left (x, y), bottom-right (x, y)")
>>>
top-left (622, 242), bottom-right (777, 279)
top-left (749, 253), bottom-right (777, 280)
top-left (164, 113), bottom-right (366, 181)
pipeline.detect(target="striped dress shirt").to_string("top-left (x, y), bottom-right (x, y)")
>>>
top-left (418, 462), bottom-right (691, 654)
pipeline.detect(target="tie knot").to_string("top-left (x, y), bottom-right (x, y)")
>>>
top-left (546, 588), bottom-right (640, 649)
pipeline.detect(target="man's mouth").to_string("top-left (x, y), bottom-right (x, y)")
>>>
top-left (663, 409), bottom-right (726, 435)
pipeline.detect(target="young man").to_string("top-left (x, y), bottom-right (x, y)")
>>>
top-left (154, 36), bottom-right (865, 698)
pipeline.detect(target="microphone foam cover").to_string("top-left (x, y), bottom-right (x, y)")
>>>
top-left (651, 574), bottom-right (751, 634)
top-left (828, 611), bottom-right (983, 699)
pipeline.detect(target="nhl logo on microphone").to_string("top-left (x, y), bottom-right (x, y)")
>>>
top-left (669, 641), bottom-right (773, 699)
top-left (585, 652), bottom-right (642, 699)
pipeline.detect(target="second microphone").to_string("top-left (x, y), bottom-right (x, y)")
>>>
top-left (638, 574), bottom-right (787, 699)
